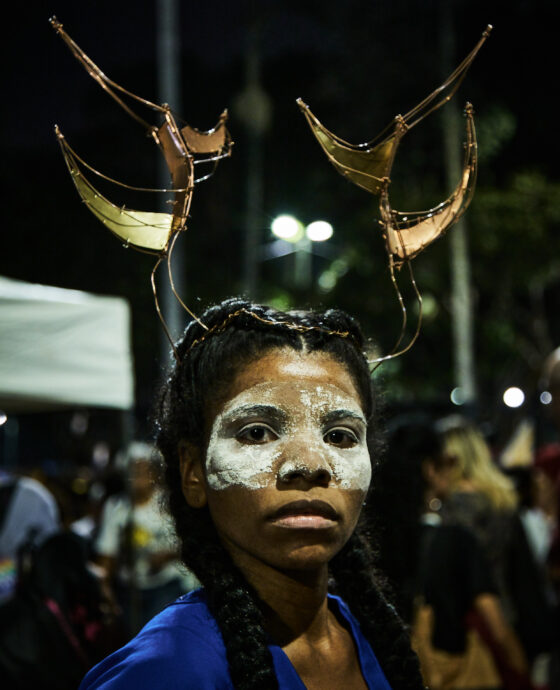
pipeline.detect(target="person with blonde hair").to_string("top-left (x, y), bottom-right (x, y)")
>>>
top-left (372, 416), bottom-right (529, 690)
top-left (437, 416), bottom-right (556, 681)
top-left (439, 417), bottom-right (518, 513)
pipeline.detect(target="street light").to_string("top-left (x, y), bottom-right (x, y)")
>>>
top-left (271, 215), bottom-right (304, 243)
top-left (306, 221), bottom-right (333, 242)
top-left (269, 216), bottom-right (334, 289)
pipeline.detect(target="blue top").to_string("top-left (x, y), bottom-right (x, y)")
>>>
top-left (80, 589), bottom-right (391, 689)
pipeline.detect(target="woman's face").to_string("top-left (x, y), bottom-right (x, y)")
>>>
top-left (182, 347), bottom-right (371, 573)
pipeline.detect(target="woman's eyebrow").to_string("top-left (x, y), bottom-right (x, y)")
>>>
top-left (321, 409), bottom-right (367, 427)
top-left (221, 404), bottom-right (288, 425)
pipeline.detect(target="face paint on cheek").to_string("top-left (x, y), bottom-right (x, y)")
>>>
top-left (326, 445), bottom-right (372, 490)
top-left (205, 423), bottom-right (281, 491)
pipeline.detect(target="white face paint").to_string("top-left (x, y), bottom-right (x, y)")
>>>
top-left (205, 379), bottom-right (371, 492)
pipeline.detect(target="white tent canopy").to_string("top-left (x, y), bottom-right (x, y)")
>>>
top-left (0, 277), bottom-right (134, 412)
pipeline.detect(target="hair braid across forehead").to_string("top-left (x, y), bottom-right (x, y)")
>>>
top-left (174, 298), bottom-right (365, 362)
top-left (185, 307), bottom-right (356, 354)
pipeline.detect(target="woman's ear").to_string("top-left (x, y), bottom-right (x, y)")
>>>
top-left (179, 441), bottom-right (208, 508)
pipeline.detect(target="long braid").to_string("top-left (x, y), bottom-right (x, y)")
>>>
top-left (179, 512), bottom-right (278, 690)
top-left (330, 529), bottom-right (425, 689)
top-left (159, 410), bottom-right (278, 689)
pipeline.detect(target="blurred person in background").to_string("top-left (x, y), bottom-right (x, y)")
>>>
top-left (0, 468), bottom-right (60, 603)
top-left (537, 347), bottom-right (560, 597)
top-left (438, 417), bottom-right (557, 687)
top-left (372, 416), bottom-right (529, 690)
top-left (531, 446), bottom-right (560, 690)
top-left (70, 466), bottom-right (126, 558)
top-left (533, 446), bottom-right (560, 598)
top-left (94, 441), bottom-right (199, 636)
top-left (0, 467), bottom-right (123, 688)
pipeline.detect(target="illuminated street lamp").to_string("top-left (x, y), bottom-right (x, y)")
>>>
top-left (271, 215), bottom-right (304, 243)
top-left (306, 221), bottom-right (333, 242)
top-left (269, 216), bottom-right (334, 288)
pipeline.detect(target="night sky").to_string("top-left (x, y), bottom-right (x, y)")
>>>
top-left (1, 0), bottom-right (557, 466)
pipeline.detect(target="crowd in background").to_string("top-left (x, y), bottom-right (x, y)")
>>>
top-left (369, 348), bottom-right (560, 689)
top-left (0, 361), bottom-right (559, 689)
top-left (372, 414), bottom-right (559, 690)
top-left (0, 440), bottom-right (200, 688)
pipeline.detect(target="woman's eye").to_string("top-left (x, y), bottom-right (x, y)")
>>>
top-left (324, 428), bottom-right (358, 448)
top-left (236, 424), bottom-right (278, 444)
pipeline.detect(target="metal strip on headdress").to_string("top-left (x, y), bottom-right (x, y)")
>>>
top-left (298, 26), bottom-right (491, 369)
top-left (50, 16), bottom-right (233, 359)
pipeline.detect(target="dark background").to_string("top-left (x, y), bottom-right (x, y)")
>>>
top-left (1, 0), bottom-right (558, 470)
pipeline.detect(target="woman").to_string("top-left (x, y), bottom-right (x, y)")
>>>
top-left (438, 417), bottom-right (558, 685)
top-left (437, 418), bottom-right (521, 621)
top-left (372, 418), bottom-right (529, 689)
top-left (438, 418), bottom-right (555, 652)
top-left (79, 298), bottom-right (424, 689)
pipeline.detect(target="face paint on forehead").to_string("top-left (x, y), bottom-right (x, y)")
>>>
top-left (220, 382), bottom-right (364, 422)
top-left (296, 385), bottom-right (363, 419)
top-left (205, 381), bottom-right (371, 492)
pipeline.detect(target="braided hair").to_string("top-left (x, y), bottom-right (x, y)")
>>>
top-left (154, 297), bottom-right (424, 690)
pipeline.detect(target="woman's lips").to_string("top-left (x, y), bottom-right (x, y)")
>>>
top-left (268, 500), bottom-right (339, 529)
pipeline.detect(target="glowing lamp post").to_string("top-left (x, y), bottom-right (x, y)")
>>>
top-left (270, 215), bottom-right (304, 243)
top-left (270, 216), bottom-right (334, 289)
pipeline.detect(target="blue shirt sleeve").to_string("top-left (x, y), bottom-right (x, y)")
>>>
top-left (79, 595), bottom-right (234, 690)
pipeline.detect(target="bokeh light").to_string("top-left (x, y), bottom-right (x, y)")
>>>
top-left (306, 221), bottom-right (333, 242)
top-left (450, 387), bottom-right (465, 406)
top-left (503, 387), bottom-right (525, 408)
top-left (271, 215), bottom-right (304, 243)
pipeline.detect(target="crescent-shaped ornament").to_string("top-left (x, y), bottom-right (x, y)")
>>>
top-left (298, 27), bottom-right (490, 364)
top-left (51, 16), bottom-right (232, 253)
top-left (298, 26), bottom-right (491, 266)
top-left (50, 17), bottom-right (234, 352)
top-left (382, 103), bottom-right (477, 267)
top-left (55, 127), bottom-right (173, 253)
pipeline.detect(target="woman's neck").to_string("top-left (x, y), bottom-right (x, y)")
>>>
top-left (230, 549), bottom-right (332, 645)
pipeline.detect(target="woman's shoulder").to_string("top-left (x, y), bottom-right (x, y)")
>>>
top-left (79, 589), bottom-right (233, 689)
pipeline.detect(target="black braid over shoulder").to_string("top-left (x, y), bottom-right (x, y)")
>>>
top-left (154, 297), bottom-right (423, 690)
top-left (330, 528), bottom-right (425, 689)
top-left (174, 507), bottom-right (278, 689)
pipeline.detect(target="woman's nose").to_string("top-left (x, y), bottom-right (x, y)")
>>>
top-left (277, 441), bottom-right (332, 486)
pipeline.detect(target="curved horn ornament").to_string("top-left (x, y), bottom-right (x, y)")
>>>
top-left (50, 17), bottom-right (233, 355)
top-left (298, 27), bottom-right (491, 365)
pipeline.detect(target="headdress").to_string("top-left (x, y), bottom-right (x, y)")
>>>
top-left (50, 16), bottom-right (233, 358)
top-left (298, 26), bottom-right (492, 365)
top-left (51, 17), bottom-right (491, 369)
